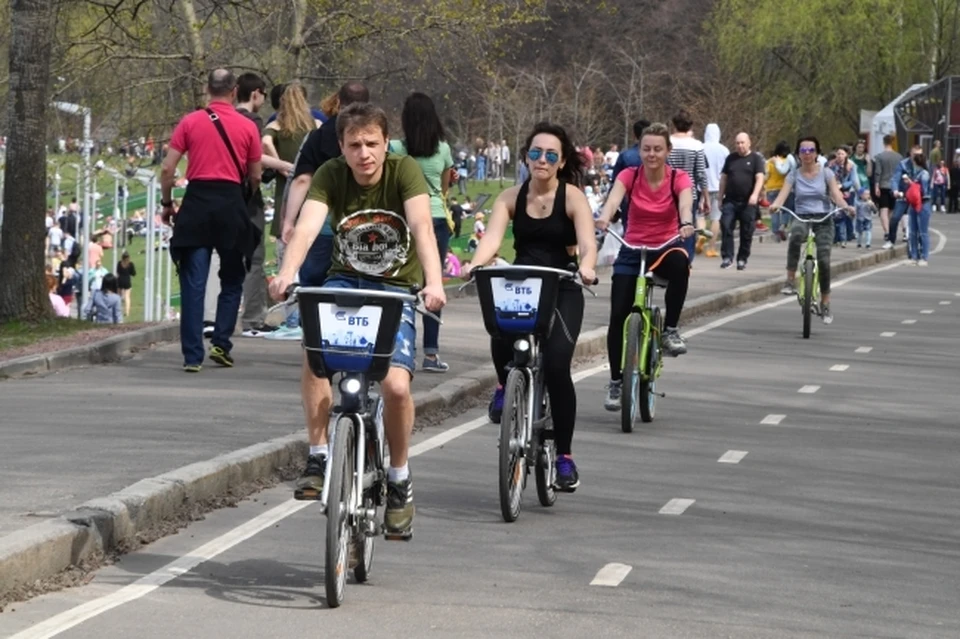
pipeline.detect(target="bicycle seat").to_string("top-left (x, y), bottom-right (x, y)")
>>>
top-left (645, 271), bottom-right (669, 288)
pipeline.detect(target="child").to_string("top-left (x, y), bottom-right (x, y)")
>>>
top-left (83, 273), bottom-right (123, 324)
top-left (855, 187), bottom-right (878, 249)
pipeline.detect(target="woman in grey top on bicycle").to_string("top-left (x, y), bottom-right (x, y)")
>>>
top-left (769, 136), bottom-right (854, 324)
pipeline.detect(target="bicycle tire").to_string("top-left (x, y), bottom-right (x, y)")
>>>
top-left (534, 386), bottom-right (556, 507)
top-left (499, 368), bottom-right (527, 522)
top-left (325, 416), bottom-right (354, 608)
top-left (354, 407), bottom-right (383, 584)
top-left (802, 260), bottom-right (813, 339)
top-left (621, 313), bottom-right (642, 433)
top-left (640, 307), bottom-right (662, 423)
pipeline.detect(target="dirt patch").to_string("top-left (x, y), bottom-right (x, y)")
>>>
top-left (0, 324), bottom-right (151, 364)
top-left (0, 460), bottom-right (303, 613)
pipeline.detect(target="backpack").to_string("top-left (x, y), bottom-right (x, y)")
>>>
top-left (906, 180), bottom-right (923, 212)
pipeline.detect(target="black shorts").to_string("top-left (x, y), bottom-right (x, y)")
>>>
top-left (878, 188), bottom-right (895, 209)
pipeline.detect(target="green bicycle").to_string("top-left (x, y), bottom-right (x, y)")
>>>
top-left (605, 229), bottom-right (708, 432)
top-left (778, 207), bottom-right (840, 339)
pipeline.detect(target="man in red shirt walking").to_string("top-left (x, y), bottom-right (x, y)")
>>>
top-left (161, 69), bottom-right (263, 372)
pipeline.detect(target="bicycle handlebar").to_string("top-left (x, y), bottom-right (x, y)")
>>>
top-left (266, 285), bottom-right (443, 324)
top-left (775, 207), bottom-right (844, 224)
top-left (459, 264), bottom-right (598, 296)
top-left (602, 228), bottom-right (711, 253)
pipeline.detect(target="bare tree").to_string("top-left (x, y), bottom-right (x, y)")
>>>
top-left (0, 0), bottom-right (57, 321)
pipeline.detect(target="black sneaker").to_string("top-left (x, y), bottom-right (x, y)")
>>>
top-left (781, 281), bottom-right (798, 296)
top-left (721, 259), bottom-right (733, 269)
top-left (209, 345), bottom-right (234, 367)
top-left (661, 328), bottom-right (688, 357)
top-left (554, 455), bottom-right (580, 492)
top-left (603, 380), bottom-right (622, 412)
top-left (385, 477), bottom-right (414, 537)
top-left (294, 454), bottom-right (326, 500)
top-left (488, 385), bottom-right (504, 424)
top-left (736, 260), bottom-right (746, 271)
top-left (203, 321), bottom-right (214, 340)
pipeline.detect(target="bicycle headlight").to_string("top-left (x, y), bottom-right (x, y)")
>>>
top-left (513, 339), bottom-right (530, 353)
top-left (339, 377), bottom-right (363, 395)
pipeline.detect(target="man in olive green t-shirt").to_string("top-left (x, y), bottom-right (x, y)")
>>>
top-left (269, 103), bottom-right (445, 538)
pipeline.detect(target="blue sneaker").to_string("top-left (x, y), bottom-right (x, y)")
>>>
top-left (488, 385), bottom-right (504, 424)
top-left (554, 455), bottom-right (580, 492)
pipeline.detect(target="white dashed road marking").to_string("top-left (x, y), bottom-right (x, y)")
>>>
top-left (798, 385), bottom-right (820, 394)
top-left (659, 498), bottom-right (695, 515)
top-left (718, 450), bottom-right (748, 464)
top-left (830, 364), bottom-right (850, 372)
top-left (902, 319), bottom-right (917, 324)
top-left (760, 414), bottom-right (786, 425)
top-left (590, 563), bottom-right (633, 587)
top-left (940, 301), bottom-right (951, 306)
top-left (920, 309), bottom-right (934, 314)
top-left (855, 347), bottom-right (873, 353)
top-left (881, 332), bottom-right (897, 337)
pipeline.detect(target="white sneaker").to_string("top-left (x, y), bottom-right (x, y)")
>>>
top-left (882, 241), bottom-right (893, 249)
top-left (264, 326), bottom-right (303, 341)
top-left (918, 259), bottom-right (929, 267)
top-left (908, 259), bottom-right (918, 265)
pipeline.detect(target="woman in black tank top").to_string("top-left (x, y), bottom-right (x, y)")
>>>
top-left (464, 122), bottom-right (598, 492)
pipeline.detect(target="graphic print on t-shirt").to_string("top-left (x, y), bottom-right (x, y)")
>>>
top-left (335, 209), bottom-right (411, 277)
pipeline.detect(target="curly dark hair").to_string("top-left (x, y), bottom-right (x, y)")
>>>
top-left (520, 121), bottom-right (584, 187)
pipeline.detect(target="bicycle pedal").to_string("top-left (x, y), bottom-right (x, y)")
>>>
top-left (384, 529), bottom-right (413, 542)
top-left (293, 487), bottom-right (322, 501)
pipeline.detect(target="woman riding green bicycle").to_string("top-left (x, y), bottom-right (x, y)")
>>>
top-left (595, 122), bottom-right (696, 411)
top-left (769, 136), bottom-right (854, 325)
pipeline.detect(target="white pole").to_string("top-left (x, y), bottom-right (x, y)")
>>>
top-left (79, 111), bottom-right (92, 320)
top-left (164, 228), bottom-right (173, 320)
top-left (122, 181), bottom-right (128, 250)
top-left (154, 183), bottom-right (163, 321)
top-left (143, 178), bottom-right (155, 321)
top-left (53, 173), bottom-right (60, 217)
top-left (112, 177), bottom-right (119, 274)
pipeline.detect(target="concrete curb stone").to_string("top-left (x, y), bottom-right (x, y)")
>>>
top-left (0, 245), bottom-right (909, 599)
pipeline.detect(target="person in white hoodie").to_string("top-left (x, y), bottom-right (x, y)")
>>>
top-left (702, 123), bottom-right (729, 257)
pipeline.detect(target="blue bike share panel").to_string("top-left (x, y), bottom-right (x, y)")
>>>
top-left (317, 303), bottom-right (382, 373)
top-left (475, 267), bottom-right (562, 339)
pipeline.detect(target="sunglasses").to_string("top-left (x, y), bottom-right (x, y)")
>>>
top-left (527, 148), bottom-right (560, 164)
top-left (798, 147), bottom-right (817, 154)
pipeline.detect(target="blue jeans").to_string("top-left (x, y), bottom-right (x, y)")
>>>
top-left (179, 246), bottom-right (245, 366)
top-left (908, 204), bottom-right (931, 260)
top-left (932, 183), bottom-right (947, 208)
top-left (286, 234), bottom-right (334, 328)
top-left (856, 218), bottom-right (873, 247)
top-left (423, 218), bottom-right (449, 355)
top-left (767, 190), bottom-right (783, 235)
top-left (889, 199), bottom-right (905, 245)
top-left (322, 274), bottom-right (417, 374)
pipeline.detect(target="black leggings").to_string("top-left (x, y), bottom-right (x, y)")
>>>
top-left (491, 287), bottom-right (584, 455)
top-left (607, 249), bottom-right (689, 381)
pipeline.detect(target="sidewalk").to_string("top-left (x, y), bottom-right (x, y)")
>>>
top-left (0, 232), bottom-right (914, 596)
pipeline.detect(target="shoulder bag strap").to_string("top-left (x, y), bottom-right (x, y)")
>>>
top-left (205, 108), bottom-right (245, 183)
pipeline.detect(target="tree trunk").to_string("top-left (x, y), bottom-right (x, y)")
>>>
top-left (0, 0), bottom-right (57, 322)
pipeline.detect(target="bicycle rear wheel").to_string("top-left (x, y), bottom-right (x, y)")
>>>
top-left (639, 307), bottom-right (662, 423)
top-left (325, 416), bottom-right (354, 608)
top-left (802, 260), bottom-right (814, 339)
top-left (621, 313), bottom-right (642, 433)
top-left (499, 368), bottom-right (527, 522)
top-left (534, 386), bottom-right (556, 507)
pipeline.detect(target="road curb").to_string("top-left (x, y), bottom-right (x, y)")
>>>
top-left (0, 245), bottom-right (909, 599)
top-left (0, 324), bottom-right (180, 381)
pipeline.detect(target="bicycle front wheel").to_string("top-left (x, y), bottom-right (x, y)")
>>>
top-left (499, 368), bottom-right (527, 522)
top-left (325, 416), bottom-right (355, 608)
top-left (639, 307), bottom-right (662, 423)
top-left (621, 313), bottom-right (643, 433)
top-left (534, 386), bottom-right (556, 507)
top-left (802, 260), bottom-right (814, 339)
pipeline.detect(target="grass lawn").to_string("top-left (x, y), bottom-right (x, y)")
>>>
top-left (0, 318), bottom-right (94, 354)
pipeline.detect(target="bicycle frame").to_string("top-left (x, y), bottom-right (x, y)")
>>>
top-left (778, 208), bottom-right (839, 308)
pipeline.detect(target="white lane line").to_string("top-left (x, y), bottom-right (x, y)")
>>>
top-left (902, 319), bottom-right (917, 324)
top-left (20, 228), bottom-right (949, 638)
top-left (920, 309), bottom-right (934, 315)
top-left (855, 346), bottom-right (873, 353)
top-left (760, 414), bottom-right (785, 425)
top-left (881, 332), bottom-right (897, 337)
top-left (830, 364), bottom-right (849, 372)
top-left (718, 450), bottom-right (748, 464)
top-left (10, 499), bottom-right (312, 639)
top-left (590, 563), bottom-right (633, 587)
top-left (798, 385), bottom-right (820, 394)
top-left (940, 301), bottom-right (951, 306)
top-left (659, 498), bottom-right (695, 515)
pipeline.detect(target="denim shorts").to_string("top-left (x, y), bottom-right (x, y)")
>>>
top-left (612, 243), bottom-right (687, 276)
top-left (321, 274), bottom-right (417, 375)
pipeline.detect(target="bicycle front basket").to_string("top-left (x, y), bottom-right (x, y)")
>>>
top-left (474, 267), bottom-right (562, 339)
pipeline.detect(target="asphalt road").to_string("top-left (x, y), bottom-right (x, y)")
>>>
top-left (3, 224), bottom-right (958, 638)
